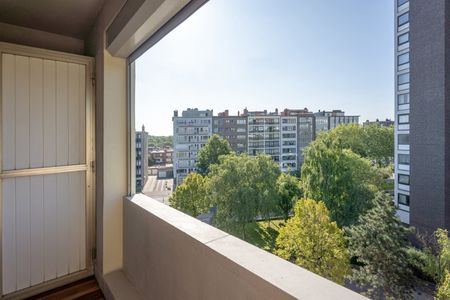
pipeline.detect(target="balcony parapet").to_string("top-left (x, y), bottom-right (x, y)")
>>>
top-left (120, 194), bottom-right (366, 300)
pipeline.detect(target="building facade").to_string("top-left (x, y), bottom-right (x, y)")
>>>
top-left (173, 108), bottom-right (359, 185)
top-left (173, 108), bottom-right (213, 185)
top-left (136, 125), bottom-right (149, 192)
top-left (149, 148), bottom-right (173, 165)
top-left (363, 118), bottom-right (395, 127)
top-left (394, 0), bottom-right (411, 225)
top-left (394, 0), bottom-right (450, 233)
top-left (213, 110), bottom-right (247, 154)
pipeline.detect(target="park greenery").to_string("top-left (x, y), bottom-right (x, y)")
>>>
top-left (276, 199), bottom-right (350, 284)
top-left (168, 125), bottom-right (450, 297)
top-left (347, 192), bottom-right (414, 299)
top-left (276, 173), bottom-right (303, 221)
top-left (168, 172), bottom-right (208, 217)
top-left (196, 134), bottom-right (232, 176)
top-left (148, 135), bottom-right (172, 148)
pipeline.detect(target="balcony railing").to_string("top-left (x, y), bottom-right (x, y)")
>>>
top-left (115, 194), bottom-right (366, 300)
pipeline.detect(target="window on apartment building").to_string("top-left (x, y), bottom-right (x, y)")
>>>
top-left (398, 0), bottom-right (408, 7)
top-left (398, 134), bottom-right (410, 145)
top-left (398, 114), bottom-right (409, 124)
top-left (398, 52), bottom-right (409, 66)
top-left (398, 154), bottom-right (410, 165)
top-left (398, 174), bottom-right (410, 185)
top-left (398, 193), bottom-right (410, 206)
top-left (398, 93), bottom-right (409, 105)
top-left (398, 73), bottom-right (410, 85)
top-left (398, 32), bottom-right (409, 45)
top-left (398, 12), bottom-right (409, 27)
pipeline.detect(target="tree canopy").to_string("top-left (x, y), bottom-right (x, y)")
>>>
top-left (169, 172), bottom-right (209, 217)
top-left (196, 134), bottom-right (233, 176)
top-left (301, 141), bottom-right (382, 227)
top-left (207, 154), bottom-right (280, 238)
top-left (315, 124), bottom-right (394, 167)
top-left (347, 192), bottom-right (414, 299)
top-left (276, 173), bottom-right (303, 221)
top-left (276, 199), bottom-right (350, 284)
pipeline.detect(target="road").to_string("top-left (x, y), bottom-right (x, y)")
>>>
top-left (142, 175), bottom-right (173, 205)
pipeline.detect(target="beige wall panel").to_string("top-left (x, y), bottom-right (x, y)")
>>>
top-left (15, 177), bottom-right (31, 290)
top-left (15, 55), bottom-right (30, 170)
top-left (30, 176), bottom-right (44, 285)
top-left (2, 54), bottom-right (15, 171)
top-left (56, 173), bottom-right (69, 277)
top-left (56, 62), bottom-right (69, 166)
top-left (30, 58), bottom-right (44, 168)
top-left (43, 174), bottom-right (57, 281)
top-left (43, 60), bottom-right (57, 167)
top-left (2, 178), bottom-right (16, 294)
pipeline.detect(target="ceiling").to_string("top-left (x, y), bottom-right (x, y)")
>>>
top-left (0, 0), bottom-right (106, 39)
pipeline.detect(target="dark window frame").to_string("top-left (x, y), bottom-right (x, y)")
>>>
top-left (398, 52), bottom-right (410, 66)
top-left (398, 32), bottom-right (409, 45)
top-left (398, 12), bottom-right (409, 27)
top-left (398, 73), bottom-right (410, 85)
top-left (398, 193), bottom-right (410, 206)
top-left (398, 174), bottom-right (410, 185)
top-left (398, 0), bottom-right (408, 7)
top-left (398, 93), bottom-right (409, 105)
top-left (398, 114), bottom-right (409, 124)
top-left (398, 154), bottom-right (410, 165)
top-left (398, 134), bottom-right (410, 145)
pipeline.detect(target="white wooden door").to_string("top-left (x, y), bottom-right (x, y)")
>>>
top-left (0, 45), bottom-right (94, 296)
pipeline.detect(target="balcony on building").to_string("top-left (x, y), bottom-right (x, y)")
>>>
top-left (0, 0), bottom-right (366, 299)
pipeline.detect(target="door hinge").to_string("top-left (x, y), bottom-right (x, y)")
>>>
top-left (91, 74), bottom-right (96, 87)
top-left (90, 160), bottom-right (96, 173)
top-left (92, 248), bottom-right (97, 261)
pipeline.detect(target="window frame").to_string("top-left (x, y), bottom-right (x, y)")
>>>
top-left (398, 0), bottom-right (408, 7)
top-left (398, 154), bottom-right (410, 165)
top-left (398, 114), bottom-right (410, 124)
top-left (398, 193), bottom-right (410, 206)
top-left (398, 52), bottom-right (410, 66)
top-left (398, 12), bottom-right (409, 27)
top-left (126, 0), bottom-right (209, 195)
top-left (398, 32), bottom-right (409, 45)
top-left (398, 174), bottom-right (410, 185)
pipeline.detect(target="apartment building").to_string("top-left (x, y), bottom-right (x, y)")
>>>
top-left (174, 108), bottom-right (358, 183)
top-left (213, 110), bottom-right (247, 154)
top-left (173, 108), bottom-right (213, 185)
top-left (149, 147), bottom-right (173, 165)
top-left (246, 109), bottom-right (281, 165)
top-left (363, 119), bottom-right (395, 127)
top-left (394, 0), bottom-right (411, 225)
top-left (136, 125), bottom-right (149, 192)
top-left (394, 0), bottom-right (450, 233)
top-left (280, 109), bottom-right (316, 168)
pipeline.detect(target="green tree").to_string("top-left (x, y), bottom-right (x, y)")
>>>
top-left (148, 135), bottom-right (173, 148)
top-left (316, 124), bottom-right (394, 167)
top-left (208, 154), bottom-right (280, 239)
top-left (301, 140), bottom-right (382, 227)
top-left (196, 134), bottom-right (233, 176)
top-left (347, 192), bottom-right (414, 299)
top-left (169, 172), bottom-right (209, 216)
top-left (276, 199), bottom-right (350, 284)
top-left (276, 173), bottom-right (302, 221)
top-left (437, 270), bottom-right (450, 300)
top-left (409, 229), bottom-right (450, 298)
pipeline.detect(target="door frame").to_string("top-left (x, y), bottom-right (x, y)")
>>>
top-left (0, 42), bottom-right (96, 299)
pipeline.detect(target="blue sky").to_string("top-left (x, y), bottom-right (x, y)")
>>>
top-left (136, 0), bottom-right (394, 135)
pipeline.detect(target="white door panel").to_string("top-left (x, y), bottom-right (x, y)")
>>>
top-left (1, 50), bottom-right (93, 296)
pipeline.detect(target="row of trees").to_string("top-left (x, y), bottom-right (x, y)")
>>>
top-left (169, 126), bottom-right (450, 299)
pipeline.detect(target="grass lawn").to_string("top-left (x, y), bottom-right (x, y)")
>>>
top-left (241, 219), bottom-right (285, 253)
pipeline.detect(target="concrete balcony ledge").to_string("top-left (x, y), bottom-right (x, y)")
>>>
top-left (119, 194), bottom-right (366, 300)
